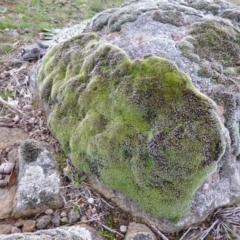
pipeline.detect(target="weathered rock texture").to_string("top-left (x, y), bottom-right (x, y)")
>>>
top-left (0, 128), bottom-right (27, 220)
top-left (124, 222), bottom-right (157, 240)
top-left (0, 225), bottom-right (104, 240)
top-left (11, 140), bottom-right (63, 218)
top-left (34, 0), bottom-right (240, 233)
top-left (0, 128), bottom-right (28, 150)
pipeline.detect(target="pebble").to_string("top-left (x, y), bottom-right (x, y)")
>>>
top-left (60, 211), bottom-right (67, 217)
top-left (81, 215), bottom-right (87, 222)
top-left (4, 29), bottom-right (19, 37)
top-left (0, 224), bottom-right (12, 234)
top-left (36, 215), bottom-right (52, 229)
top-left (11, 226), bottom-right (21, 234)
top-left (87, 197), bottom-right (94, 204)
top-left (45, 209), bottom-right (54, 215)
top-left (52, 211), bottom-right (61, 227)
top-left (60, 217), bottom-right (68, 223)
top-left (120, 225), bottom-right (128, 233)
top-left (13, 115), bottom-right (20, 123)
top-left (22, 105), bottom-right (33, 112)
top-left (22, 220), bottom-right (36, 233)
top-left (27, 117), bottom-right (35, 125)
top-left (0, 180), bottom-right (8, 188)
top-left (68, 211), bottom-right (80, 224)
top-left (0, 162), bottom-right (13, 174)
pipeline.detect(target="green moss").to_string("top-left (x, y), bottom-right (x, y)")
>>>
top-left (38, 33), bottom-right (225, 222)
top-left (189, 20), bottom-right (240, 67)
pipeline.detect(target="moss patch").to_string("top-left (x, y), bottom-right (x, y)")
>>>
top-left (189, 20), bottom-right (240, 67)
top-left (38, 33), bottom-right (225, 222)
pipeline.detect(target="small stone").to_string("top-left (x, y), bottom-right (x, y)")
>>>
top-left (24, 28), bottom-right (29, 33)
top-left (22, 220), bottom-right (36, 232)
top-left (124, 223), bottom-right (156, 240)
top-left (52, 211), bottom-right (61, 227)
top-left (120, 225), bottom-right (127, 233)
top-left (68, 211), bottom-right (80, 224)
top-left (0, 180), bottom-right (8, 188)
top-left (60, 217), bottom-right (68, 223)
top-left (36, 215), bottom-right (52, 229)
top-left (4, 29), bottom-right (19, 37)
top-left (87, 197), bottom-right (94, 204)
top-left (60, 211), bottom-right (67, 217)
top-left (81, 215), bottom-right (87, 222)
top-left (11, 226), bottom-right (21, 234)
top-left (0, 162), bottom-right (13, 174)
top-left (14, 220), bottom-right (24, 228)
top-left (0, 224), bottom-right (12, 234)
top-left (22, 105), bottom-right (33, 112)
top-left (37, 111), bottom-right (42, 116)
top-left (45, 209), bottom-right (54, 215)
top-left (27, 117), bottom-right (35, 125)
top-left (13, 115), bottom-right (20, 124)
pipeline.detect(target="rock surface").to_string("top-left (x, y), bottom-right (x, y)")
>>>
top-left (0, 128), bottom-right (28, 151)
top-left (11, 140), bottom-right (63, 218)
top-left (21, 220), bottom-right (36, 233)
top-left (36, 215), bottom-right (52, 229)
top-left (124, 222), bottom-right (156, 240)
top-left (0, 224), bottom-right (13, 234)
top-left (32, 0), bottom-right (240, 233)
top-left (0, 128), bottom-right (27, 220)
top-left (0, 225), bottom-right (104, 240)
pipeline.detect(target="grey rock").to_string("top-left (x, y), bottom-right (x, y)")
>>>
top-left (36, 215), bottom-right (52, 229)
top-left (0, 162), bottom-right (13, 174)
top-left (20, 42), bottom-right (48, 61)
top-left (11, 227), bottom-right (21, 234)
top-left (52, 211), bottom-right (61, 227)
top-left (4, 29), bottom-right (18, 37)
top-left (68, 211), bottom-right (80, 224)
top-left (0, 224), bottom-right (13, 234)
top-left (11, 140), bottom-right (63, 218)
top-left (0, 180), bottom-right (8, 188)
top-left (124, 223), bottom-right (156, 240)
top-left (45, 209), bottom-right (53, 215)
top-left (0, 225), bottom-right (104, 240)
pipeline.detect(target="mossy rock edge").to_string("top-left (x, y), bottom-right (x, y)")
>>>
top-left (38, 33), bottom-right (225, 223)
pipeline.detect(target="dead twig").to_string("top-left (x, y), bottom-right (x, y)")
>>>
top-left (150, 225), bottom-right (169, 240)
top-left (0, 96), bottom-right (26, 117)
top-left (60, 192), bottom-right (68, 205)
top-left (101, 223), bottom-right (124, 238)
top-left (101, 197), bottom-right (115, 209)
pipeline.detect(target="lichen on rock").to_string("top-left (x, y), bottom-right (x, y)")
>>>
top-left (38, 32), bottom-right (225, 223)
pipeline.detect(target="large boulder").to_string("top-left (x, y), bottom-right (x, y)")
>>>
top-left (34, 0), bottom-right (240, 233)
